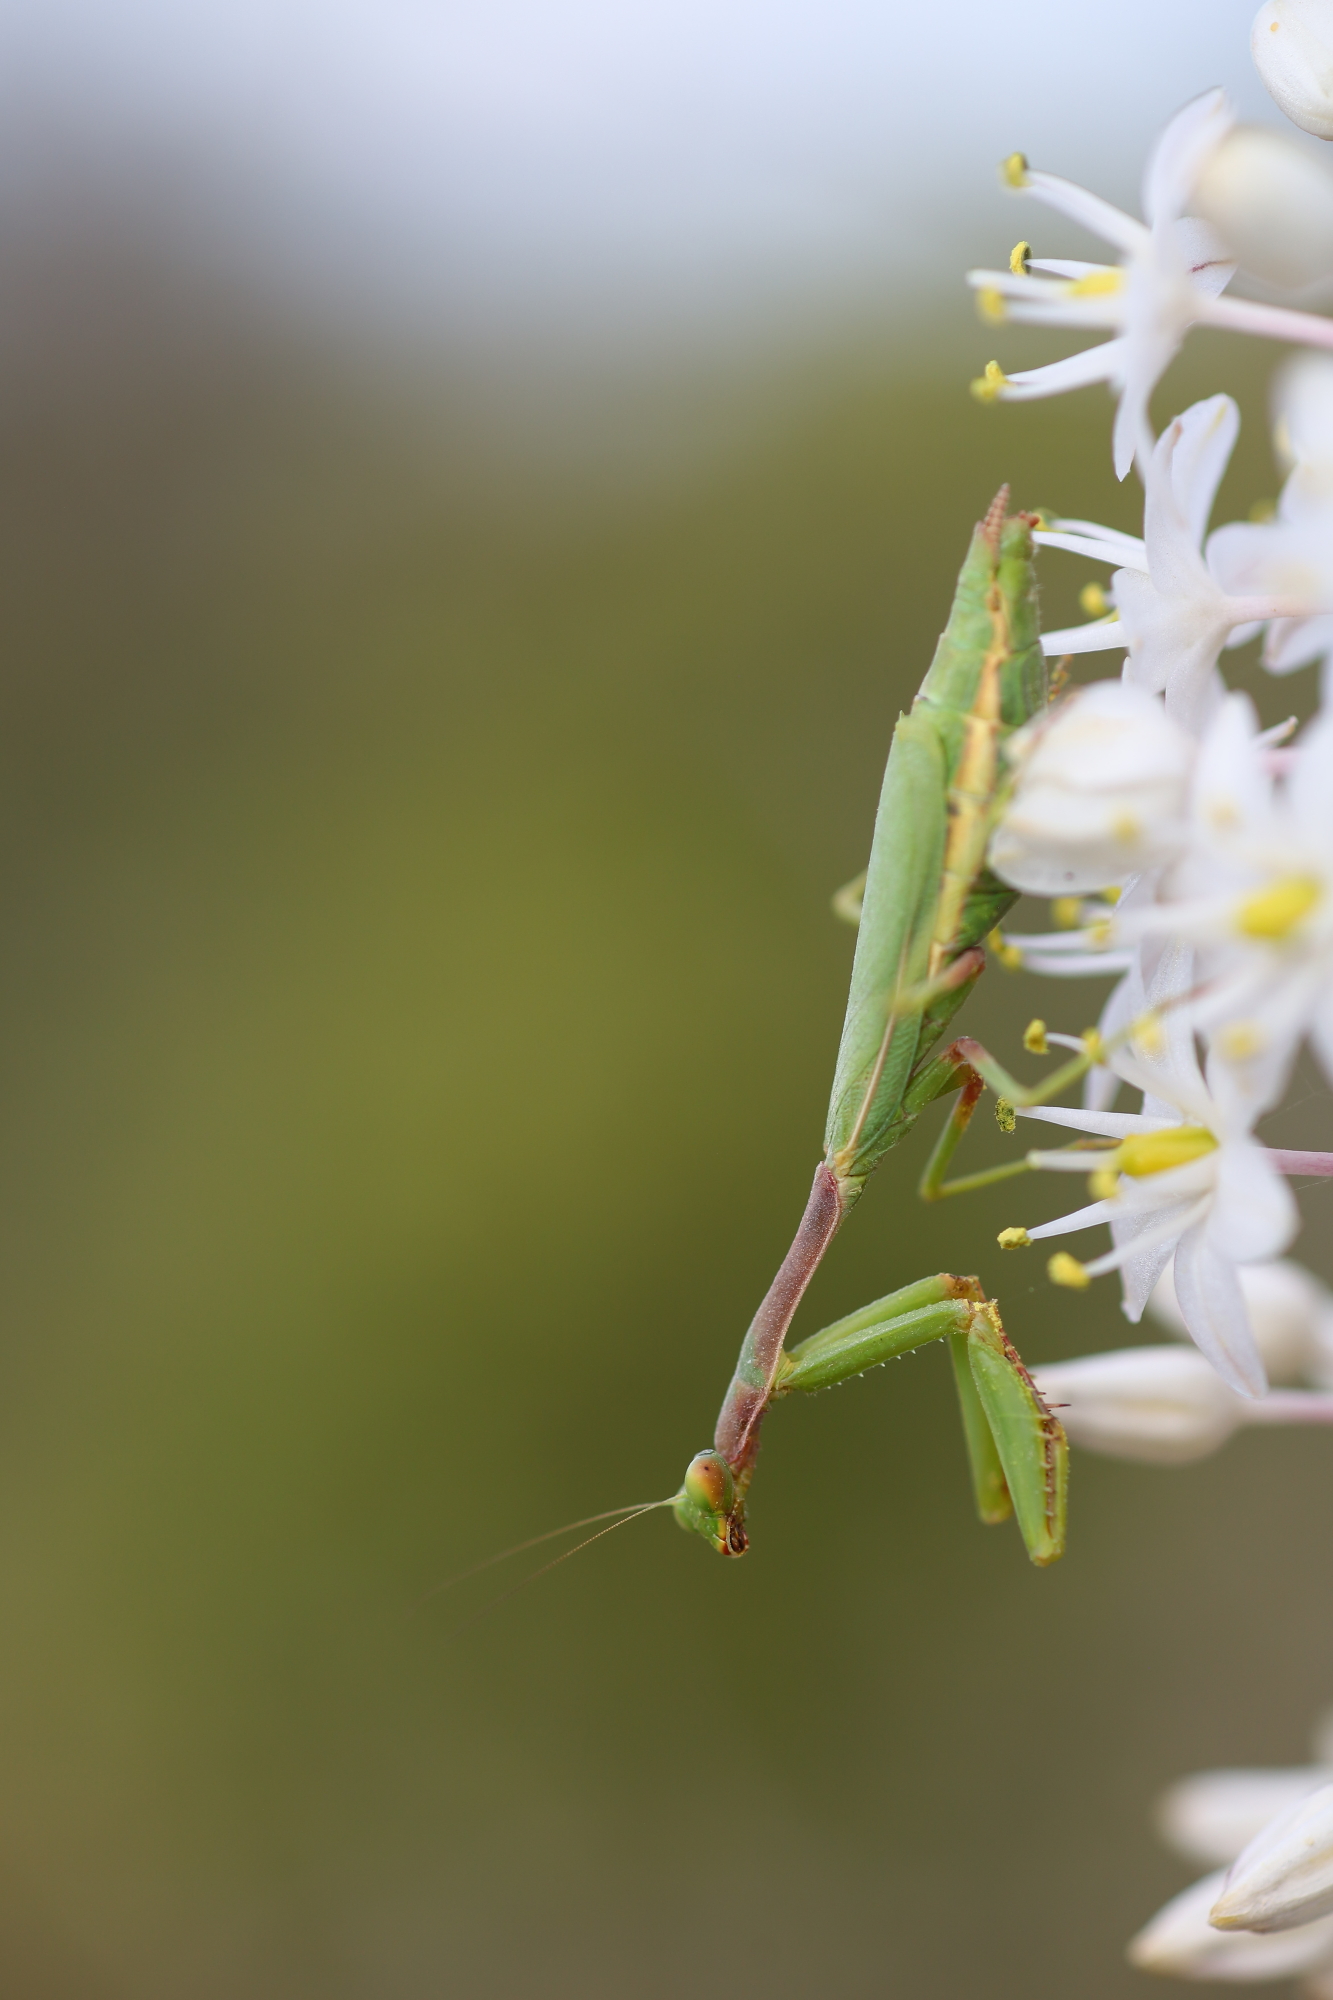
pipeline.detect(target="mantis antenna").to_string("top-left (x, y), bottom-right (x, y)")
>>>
top-left (416, 1500), bottom-right (674, 1636)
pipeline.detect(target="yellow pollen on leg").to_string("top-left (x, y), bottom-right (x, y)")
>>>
top-left (1048, 1252), bottom-right (1090, 1290)
top-left (1009, 240), bottom-right (1031, 275)
top-left (971, 360), bottom-right (1009, 404)
top-left (978, 288), bottom-right (1007, 325)
top-left (997, 1226), bottom-right (1030, 1249)
top-left (1117, 1127), bottom-right (1216, 1176)
top-left (1023, 1018), bottom-right (1048, 1054)
top-left (1002, 152), bottom-right (1029, 189)
top-left (1235, 876), bottom-right (1321, 940)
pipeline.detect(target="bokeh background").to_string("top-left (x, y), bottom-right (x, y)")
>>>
top-left (0, 2), bottom-right (1330, 1994)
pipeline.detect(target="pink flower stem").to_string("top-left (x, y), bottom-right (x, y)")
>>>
top-left (1205, 296), bottom-right (1333, 349)
top-left (1268, 1150), bottom-right (1333, 1178)
top-left (1245, 1393), bottom-right (1333, 1426)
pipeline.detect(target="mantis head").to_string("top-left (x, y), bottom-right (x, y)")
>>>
top-left (672, 1451), bottom-right (748, 1556)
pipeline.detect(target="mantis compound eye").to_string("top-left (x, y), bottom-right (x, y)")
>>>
top-left (683, 1451), bottom-right (734, 1514)
top-left (672, 1451), bottom-right (747, 1556)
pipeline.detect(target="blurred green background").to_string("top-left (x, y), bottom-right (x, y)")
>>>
top-left (0, 236), bottom-right (1330, 1998)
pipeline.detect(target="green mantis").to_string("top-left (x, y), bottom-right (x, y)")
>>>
top-left (672, 490), bottom-right (1073, 1569)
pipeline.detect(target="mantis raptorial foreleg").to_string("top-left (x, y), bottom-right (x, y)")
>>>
top-left (672, 1277), bottom-right (1067, 1567)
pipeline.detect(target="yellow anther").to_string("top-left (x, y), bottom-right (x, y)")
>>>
top-left (1079, 581), bottom-right (1109, 618)
top-left (988, 927), bottom-right (1022, 970)
top-left (1249, 497), bottom-right (1277, 524)
top-left (1110, 813), bottom-right (1140, 845)
top-left (1009, 239), bottom-right (1031, 275)
top-left (1088, 919), bottom-right (1112, 948)
top-left (1052, 896), bottom-right (1082, 930)
top-left (977, 287), bottom-right (1007, 325)
top-left (995, 1098), bottom-right (1017, 1134)
top-left (1088, 1169), bottom-right (1120, 1201)
top-left (1023, 1018), bottom-right (1048, 1055)
top-left (1132, 1012), bottom-right (1166, 1058)
top-left (1065, 267), bottom-right (1124, 296)
top-left (1101, 885), bottom-right (1121, 905)
top-left (1048, 1252), bottom-right (1091, 1291)
top-left (1081, 1029), bottom-right (1107, 1063)
top-left (1217, 1020), bottom-right (1265, 1061)
top-left (971, 360), bottom-right (1009, 405)
top-left (1117, 1126), bottom-right (1217, 1177)
top-left (1002, 152), bottom-right (1030, 189)
top-left (1236, 876), bottom-right (1321, 940)
top-left (997, 1226), bottom-right (1030, 1250)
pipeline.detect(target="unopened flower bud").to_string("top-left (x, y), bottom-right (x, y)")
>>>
top-left (1150, 1259), bottom-right (1332, 1384)
top-left (1159, 1768), bottom-right (1333, 1867)
top-left (989, 681), bottom-right (1193, 896)
top-left (1253, 1), bottom-right (1333, 142)
top-left (1211, 1781), bottom-right (1333, 1933)
top-left (1031, 1346), bottom-right (1243, 1463)
top-left (1129, 1868), bottom-right (1333, 1979)
top-left (1193, 124), bottom-right (1333, 285)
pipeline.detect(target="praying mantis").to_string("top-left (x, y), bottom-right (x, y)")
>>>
top-left (672, 489), bottom-right (1096, 1570)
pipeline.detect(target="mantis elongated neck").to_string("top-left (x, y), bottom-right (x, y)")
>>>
top-left (713, 1161), bottom-right (846, 1478)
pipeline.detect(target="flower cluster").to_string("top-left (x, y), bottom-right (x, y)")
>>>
top-left (975, 84), bottom-right (1333, 1404)
top-left (966, 8), bottom-right (1333, 1974)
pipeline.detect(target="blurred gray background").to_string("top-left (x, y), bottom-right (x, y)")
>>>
top-left (0, 1), bottom-right (1328, 1994)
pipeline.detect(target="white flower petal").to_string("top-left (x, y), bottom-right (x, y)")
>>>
top-left (1173, 1222), bottom-right (1269, 1397)
top-left (1141, 89), bottom-right (1235, 227)
top-left (1210, 1140), bottom-right (1299, 1264)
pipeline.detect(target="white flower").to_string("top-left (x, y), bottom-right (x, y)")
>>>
top-left (1253, 1), bottom-right (1333, 141)
top-left (988, 681), bottom-right (1194, 895)
top-left (968, 92), bottom-right (1237, 479)
top-left (1207, 355), bottom-right (1333, 682)
top-left (1212, 1782), bottom-right (1333, 1933)
top-left (1193, 123), bottom-right (1333, 287)
top-left (1149, 1257), bottom-right (1333, 1385)
top-left (1035, 398), bottom-right (1329, 729)
top-left (1003, 943), bottom-right (1298, 1396)
top-left (967, 91), bottom-right (1333, 479)
top-left (1031, 1342), bottom-right (1333, 1463)
top-left (1129, 1868), bottom-right (1333, 1981)
top-left (1126, 693), bottom-right (1333, 1107)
